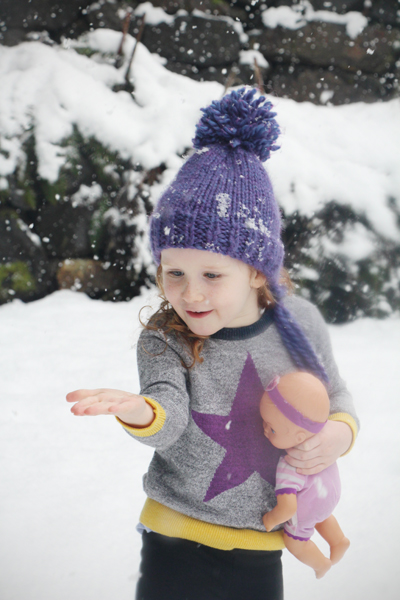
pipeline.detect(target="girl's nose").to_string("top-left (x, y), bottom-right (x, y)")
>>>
top-left (182, 281), bottom-right (204, 303)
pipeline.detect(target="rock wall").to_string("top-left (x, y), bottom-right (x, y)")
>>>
top-left (1, 1), bottom-right (399, 104)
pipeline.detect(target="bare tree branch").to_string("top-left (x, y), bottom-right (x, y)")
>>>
top-left (253, 58), bottom-right (265, 95)
top-left (124, 14), bottom-right (146, 88)
top-left (115, 9), bottom-right (132, 69)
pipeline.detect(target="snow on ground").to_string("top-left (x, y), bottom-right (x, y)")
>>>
top-left (1, 290), bottom-right (399, 600)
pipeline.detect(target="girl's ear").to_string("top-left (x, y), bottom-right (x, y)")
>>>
top-left (250, 269), bottom-right (267, 289)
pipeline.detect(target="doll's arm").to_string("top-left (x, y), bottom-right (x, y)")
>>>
top-left (263, 493), bottom-right (297, 532)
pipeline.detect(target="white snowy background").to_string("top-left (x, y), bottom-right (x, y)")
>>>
top-left (1, 291), bottom-right (399, 600)
top-left (1, 19), bottom-right (400, 600)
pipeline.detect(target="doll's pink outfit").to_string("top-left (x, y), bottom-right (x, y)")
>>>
top-left (275, 456), bottom-right (341, 541)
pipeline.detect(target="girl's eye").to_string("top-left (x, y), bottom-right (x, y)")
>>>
top-left (205, 273), bottom-right (220, 279)
top-left (168, 270), bottom-right (183, 277)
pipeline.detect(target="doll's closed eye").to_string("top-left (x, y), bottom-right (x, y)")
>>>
top-left (263, 422), bottom-right (276, 435)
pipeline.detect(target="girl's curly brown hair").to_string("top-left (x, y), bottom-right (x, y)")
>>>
top-left (140, 265), bottom-right (293, 369)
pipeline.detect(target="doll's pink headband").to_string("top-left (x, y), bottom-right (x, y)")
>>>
top-left (265, 376), bottom-right (327, 434)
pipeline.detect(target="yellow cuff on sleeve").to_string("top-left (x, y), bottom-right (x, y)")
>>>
top-left (328, 412), bottom-right (358, 456)
top-left (116, 397), bottom-right (166, 437)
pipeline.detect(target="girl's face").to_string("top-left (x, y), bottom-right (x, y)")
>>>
top-left (161, 248), bottom-right (265, 336)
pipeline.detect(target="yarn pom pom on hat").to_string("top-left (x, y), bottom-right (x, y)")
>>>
top-left (150, 87), bottom-right (284, 288)
top-left (193, 87), bottom-right (280, 162)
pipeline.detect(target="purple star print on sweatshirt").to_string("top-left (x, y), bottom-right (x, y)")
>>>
top-left (192, 353), bottom-right (283, 502)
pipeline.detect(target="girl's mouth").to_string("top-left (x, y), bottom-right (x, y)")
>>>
top-left (185, 310), bottom-right (213, 319)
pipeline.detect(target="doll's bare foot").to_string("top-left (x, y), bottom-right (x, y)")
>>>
top-left (330, 536), bottom-right (350, 565)
top-left (315, 558), bottom-right (332, 579)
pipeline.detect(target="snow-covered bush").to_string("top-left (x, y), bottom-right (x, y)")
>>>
top-left (0, 28), bottom-right (399, 321)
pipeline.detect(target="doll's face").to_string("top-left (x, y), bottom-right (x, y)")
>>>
top-left (259, 392), bottom-right (310, 449)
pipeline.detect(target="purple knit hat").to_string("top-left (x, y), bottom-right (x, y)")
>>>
top-left (150, 88), bottom-right (283, 288)
top-left (150, 88), bottom-right (328, 382)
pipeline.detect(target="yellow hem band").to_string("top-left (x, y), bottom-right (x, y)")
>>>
top-left (116, 397), bottom-right (166, 437)
top-left (139, 498), bottom-right (285, 551)
top-left (328, 412), bottom-right (358, 456)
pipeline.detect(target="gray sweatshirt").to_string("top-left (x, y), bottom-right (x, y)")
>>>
top-left (121, 295), bottom-right (358, 548)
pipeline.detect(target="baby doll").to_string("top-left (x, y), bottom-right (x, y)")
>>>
top-left (260, 372), bottom-right (350, 579)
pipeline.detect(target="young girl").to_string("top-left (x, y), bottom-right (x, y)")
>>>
top-left (67, 88), bottom-right (358, 600)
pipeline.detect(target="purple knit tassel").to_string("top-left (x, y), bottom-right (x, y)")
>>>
top-left (271, 287), bottom-right (329, 383)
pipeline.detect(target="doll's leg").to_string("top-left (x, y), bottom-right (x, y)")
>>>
top-left (315, 515), bottom-right (350, 565)
top-left (283, 533), bottom-right (331, 579)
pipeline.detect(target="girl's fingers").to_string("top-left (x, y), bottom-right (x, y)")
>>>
top-left (296, 463), bottom-right (327, 476)
top-left (284, 445), bottom-right (325, 471)
top-left (70, 400), bottom-right (103, 416)
top-left (285, 422), bottom-right (351, 475)
top-left (72, 398), bottom-right (122, 416)
top-left (67, 390), bottom-right (134, 409)
top-left (69, 393), bottom-right (139, 417)
top-left (284, 453), bottom-right (318, 468)
top-left (81, 401), bottom-right (116, 416)
top-left (293, 434), bottom-right (320, 453)
top-left (107, 400), bottom-right (134, 413)
top-left (67, 389), bottom-right (134, 402)
top-left (69, 395), bottom-right (107, 414)
top-left (83, 397), bottom-right (136, 416)
top-left (66, 389), bottom-right (107, 403)
top-left (284, 453), bottom-right (326, 473)
top-left (285, 445), bottom-right (320, 462)
top-left (284, 433), bottom-right (321, 462)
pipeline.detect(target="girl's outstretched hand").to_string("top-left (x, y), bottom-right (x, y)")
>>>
top-left (284, 420), bottom-right (353, 475)
top-left (66, 389), bottom-right (154, 427)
